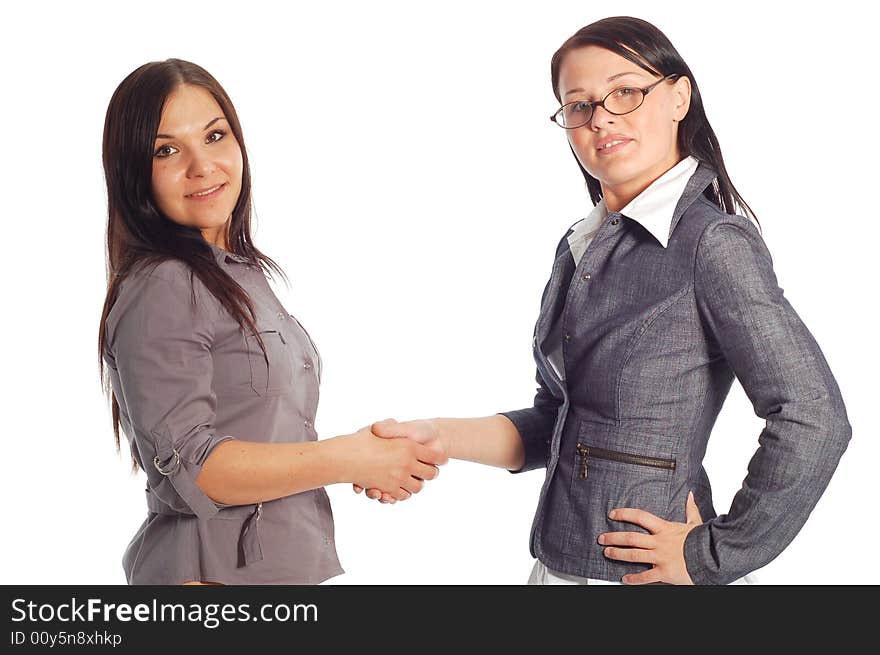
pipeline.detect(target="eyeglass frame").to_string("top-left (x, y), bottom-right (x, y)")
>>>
top-left (550, 73), bottom-right (681, 129)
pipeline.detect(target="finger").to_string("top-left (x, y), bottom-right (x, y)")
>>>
top-left (380, 492), bottom-right (395, 503)
top-left (622, 568), bottom-right (665, 585)
top-left (686, 491), bottom-right (703, 524)
top-left (603, 546), bottom-right (656, 564)
top-left (371, 419), bottom-right (403, 438)
top-left (414, 442), bottom-right (448, 466)
top-left (598, 531), bottom-right (655, 549)
top-left (413, 461), bottom-right (440, 481)
top-left (353, 484), bottom-right (363, 494)
top-left (401, 476), bottom-right (425, 495)
top-left (390, 487), bottom-right (412, 501)
top-left (608, 508), bottom-right (666, 534)
top-left (365, 488), bottom-right (381, 500)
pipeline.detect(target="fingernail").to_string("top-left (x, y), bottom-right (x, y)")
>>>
top-left (608, 510), bottom-right (616, 519)
top-left (598, 535), bottom-right (605, 544)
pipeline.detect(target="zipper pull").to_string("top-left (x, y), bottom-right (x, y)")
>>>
top-left (576, 443), bottom-right (589, 480)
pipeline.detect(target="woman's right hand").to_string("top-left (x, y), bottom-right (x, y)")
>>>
top-left (344, 425), bottom-right (446, 502)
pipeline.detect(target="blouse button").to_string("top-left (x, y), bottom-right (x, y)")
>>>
top-left (277, 311), bottom-right (285, 319)
top-left (610, 218), bottom-right (619, 226)
top-left (582, 272), bottom-right (591, 281)
top-left (564, 334), bottom-right (571, 342)
top-left (303, 361), bottom-right (313, 370)
top-left (304, 419), bottom-right (313, 429)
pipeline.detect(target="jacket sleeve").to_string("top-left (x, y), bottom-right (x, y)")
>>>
top-left (499, 364), bottom-right (561, 473)
top-left (685, 217), bottom-right (851, 584)
top-left (106, 261), bottom-right (236, 520)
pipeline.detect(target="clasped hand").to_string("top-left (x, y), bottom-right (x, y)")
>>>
top-left (349, 418), bottom-right (446, 503)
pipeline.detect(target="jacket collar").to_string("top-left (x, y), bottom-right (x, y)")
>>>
top-left (666, 159), bottom-right (718, 242)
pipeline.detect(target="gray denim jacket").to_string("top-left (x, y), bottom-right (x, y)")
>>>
top-left (501, 162), bottom-right (851, 584)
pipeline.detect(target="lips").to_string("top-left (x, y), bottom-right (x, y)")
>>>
top-left (185, 182), bottom-right (226, 198)
top-left (596, 135), bottom-right (633, 150)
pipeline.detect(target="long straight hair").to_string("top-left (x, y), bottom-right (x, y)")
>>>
top-left (550, 17), bottom-right (758, 226)
top-left (98, 59), bottom-right (287, 471)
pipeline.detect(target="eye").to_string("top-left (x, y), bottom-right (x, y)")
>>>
top-left (571, 101), bottom-right (592, 112)
top-left (207, 129), bottom-right (226, 143)
top-left (154, 144), bottom-right (176, 158)
top-left (613, 87), bottom-right (636, 98)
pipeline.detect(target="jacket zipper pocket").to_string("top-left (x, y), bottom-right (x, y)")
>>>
top-left (575, 442), bottom-right (676, 480)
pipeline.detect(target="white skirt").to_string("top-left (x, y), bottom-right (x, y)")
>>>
top-left (527, 558), bottom-right (759, 585)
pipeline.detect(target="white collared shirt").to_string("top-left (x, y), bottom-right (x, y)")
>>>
top-left (546, 155), bottom-right (701, 381)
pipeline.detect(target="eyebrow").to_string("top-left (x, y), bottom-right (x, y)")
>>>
top-left (563, 72), bottom-right (644, 98)
top-left (156, 116), bottom-right (225, 140)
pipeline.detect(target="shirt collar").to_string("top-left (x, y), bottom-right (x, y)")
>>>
top-left (616, 155), bottom-right (701, 248)
top-left (207, 242), bottom-right (251, 265)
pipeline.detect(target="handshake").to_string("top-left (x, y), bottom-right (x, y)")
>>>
top-left (346, 418), bottom-right (448, 505)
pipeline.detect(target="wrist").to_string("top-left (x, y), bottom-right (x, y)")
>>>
top-left (324, 433), bottom-right (357, 485)
top-left (428, 418), bottom-right (453, 458)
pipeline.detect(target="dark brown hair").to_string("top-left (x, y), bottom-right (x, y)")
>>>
top-left (551, 16), bottom-right (758, 226)
top-left (98, 58), bottom-right (287, 471)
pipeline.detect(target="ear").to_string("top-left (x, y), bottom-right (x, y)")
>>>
top-left (672, 75), bottom-right (692, 122)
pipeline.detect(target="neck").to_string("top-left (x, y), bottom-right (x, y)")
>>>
top-left (601, 152), bottom-right (683, 212)
top-left (201, 219), bottom-right (231, 250)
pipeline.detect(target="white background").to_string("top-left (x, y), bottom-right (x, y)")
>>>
top-left (2, 0), bottom-right (876, 584)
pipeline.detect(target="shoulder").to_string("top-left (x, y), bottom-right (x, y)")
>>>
top-left (695, 207), bottom-right (768, 264)
top-left (126, 257), bottom-right (195, 288)
top-left (692, 209), bottom-right (777, 303)
top-left (107, 258), bottom-right (220, 341)
top-left (120, 257), bottom-right (219, 304)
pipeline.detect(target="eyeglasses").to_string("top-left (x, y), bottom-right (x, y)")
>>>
top-left (550, 73), bottom-right (680, 129)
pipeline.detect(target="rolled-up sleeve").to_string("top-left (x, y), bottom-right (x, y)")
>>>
top-left (686, 217), bottom-right (852, 584)
top-left (106, 262), bottom-right (236, 520)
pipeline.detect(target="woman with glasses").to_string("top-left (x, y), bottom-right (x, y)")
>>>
top-left (99, 59), bottom-right (445, 585)
top-left (356, 16), bottom-right (851, 585)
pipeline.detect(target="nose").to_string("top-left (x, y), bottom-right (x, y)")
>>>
top-left (185, 149), bottom-right (216, 178)
top-left (589, 104), bottom-right (615, 131)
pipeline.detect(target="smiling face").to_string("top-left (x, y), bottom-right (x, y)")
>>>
top-left (556, 45), bottom-right (691, 210)
top-left (151, 84), bottom-right (243, 248)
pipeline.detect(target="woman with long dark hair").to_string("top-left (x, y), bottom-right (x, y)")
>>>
top-left (357, 16), bottom-right (851, 584)
top-left (99, 59), bottom-right (445, 585)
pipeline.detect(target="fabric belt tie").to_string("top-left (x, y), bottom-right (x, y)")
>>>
top-left (144, 489), bottom-right (265, 566)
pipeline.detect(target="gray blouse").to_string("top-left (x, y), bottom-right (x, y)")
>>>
top-left (103, 243), bottom-right (343, 584)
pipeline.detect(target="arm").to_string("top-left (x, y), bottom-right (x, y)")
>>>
top-left (108, 263), bottom-right (443, 516)
top-left (197, 429), bottom-right (443, 506)
top-left (685, 217), bottom-right (851, 584)
top-left (358, 415), bottom-right (524, 502)
top-left (370, 415), bottom-right (525, 471)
